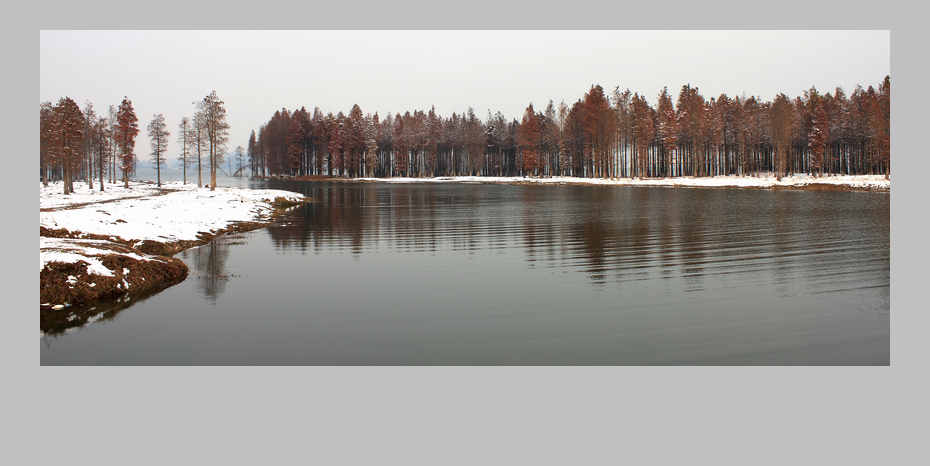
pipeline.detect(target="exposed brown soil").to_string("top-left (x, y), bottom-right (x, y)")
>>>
top-left (40, 250), bottom-right (188, 308)
top-left (39, 194), bottom-right (311, 321)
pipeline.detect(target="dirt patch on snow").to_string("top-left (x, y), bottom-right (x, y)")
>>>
top-left (40, 249), bottom-right (188, 308)
top-left (39, 182), bottom-right (312, 333)
top-left (39, 214), bottom-right (301, 315)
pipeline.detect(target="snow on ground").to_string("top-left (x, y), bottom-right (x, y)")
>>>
top-left (40, 180), bottom-right (307, 288)
top-left (40, 180), bottom-right (307, 244)
top-left (39, 181), bottom-right (166, 209)
top-left (39, 237), bottom-right (158, 274)
top-left (355, 173), bottom-right (890, 190)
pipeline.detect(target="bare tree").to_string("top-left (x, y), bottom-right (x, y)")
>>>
top-left (115, 97), bottom-right (140, 188)
top-left (770, 93), bottom-right (795, 181)
top-left (82, 101), bottom-right (96, 190)
top-left (148, 113), bottom-right (170, 187)
top-left (233, 145), bottom-right (246, 176)
top-left (40, 102), bottom-right (54, 186)
top-left (93, 116), bottom-right (109, 191)
top-left (196, 91), bottom-right (230, 190)
top-left (177, 116), bottom-right (192, 184)
top-left (51, 97), bottom-right (85, 195)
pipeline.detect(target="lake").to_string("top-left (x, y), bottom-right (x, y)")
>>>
top-left (40, 179), bottom-right (890, 365)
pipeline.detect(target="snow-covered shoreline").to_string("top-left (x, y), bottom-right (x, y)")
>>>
top-left (352, 173), bottom-right (890, 191)
top-left (40, 180), bottom-right (308, 243)
top-left (39, 180), bottom-right (308, 314)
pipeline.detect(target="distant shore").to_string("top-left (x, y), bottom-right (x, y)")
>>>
top-left (257, 173), bottom-right (890, 192)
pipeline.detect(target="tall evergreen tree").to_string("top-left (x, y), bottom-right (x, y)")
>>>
top-left (147, 114), bottom-right (170, 187)
top-left (82, 101), bottom-right (97, 190)
top-left (285, 111), bottom-right (306, 175)
top-left (40, 101), bottom-right (54, 186)
top-left (809, 99), bottom-right (829, 177)
top-left (518, 103), bottom-right (541, 176)
top-left (92, 116), bottom-right (109, 192)
top-left (177, 116), bottom-right (192, 184)
top-left (656, 87), bottom-right (679, 177)
top-left (197, 91), bottom-right (229, 190)
top-left (877, 76), bottom-right (890, 179)
top-left (770, 93), bottom-right (795, 181)
top-left (631, 93), bottom-right (655, 179)
top-left (52, 97), bottom-right (86, 195)
top-left (115, 96), bottom-right (139, 188)
top-left (233, 146), bottom-right (246, 176)
top-left (247, 130), bottom-right (258, 177)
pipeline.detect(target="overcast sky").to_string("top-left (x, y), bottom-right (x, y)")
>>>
top-left (40, 30), bottom-right (889, 159)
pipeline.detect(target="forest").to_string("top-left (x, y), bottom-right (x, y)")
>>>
top-left (39, 78), bottom-right (890, 189)
top-left (251, 77), bottom-right (890, 181)
top-left (39, 91), bottom-right (230, 193)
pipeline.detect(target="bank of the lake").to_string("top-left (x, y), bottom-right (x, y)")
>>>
top-left (39, 180), bottom-right (309, 331)
top-left (348, 173), bottom-right (890, 192)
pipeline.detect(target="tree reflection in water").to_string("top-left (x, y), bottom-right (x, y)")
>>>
top-left (262, 182), bottom-right (888, 299)
top-left (264, 183), bottom-right (705, 288)
top-left (187, 235), bottom-right (239, 303)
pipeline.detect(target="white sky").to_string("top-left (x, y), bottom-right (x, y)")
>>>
top-left (40, 30), bottom-right (889, 158)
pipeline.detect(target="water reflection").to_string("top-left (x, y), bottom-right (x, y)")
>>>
top-left (41, 180), bottom-right (890, 365)
top-left (39, 284), bottom-right (168, 339)
top-left (178, 234), bottom-right (239, 303)
top-left (264, 182), bottom-right (889, 297)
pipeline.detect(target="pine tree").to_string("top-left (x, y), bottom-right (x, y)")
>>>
top-left (656, 87), bottom-right (679, 177)
top-left (148, 114), bottom-right (170, 187)
top-left (233, 146), bottom-right (246, 176)
top-left (192, 110), bottom-right (206, 187)
top-left (93, 116), bottom-right (109, 192)
top-left (328, 114), bottom-right (344, 177)
top-left (878, 76), bottom-right (890, 179)
top-left (82, 101), bottom-right (96, 190)
top-left (285, 112), bottom-right (306, 175)
top-left (177, 117), bottom-right (192, 184)
top-left (809, 99), bottom-right (829, 177)
top-left (52, 97), bottom-right (86, 195)
top-left (631, 93), bottom-right (655, 179)
top-left (197, 91), bottom-right (229, 190)
top-left (247, 130), bottom-right (258, 177)
top-left (392, 113), bottom-right (407, 177)
top-left (518, 103), bottom-right (541, 176)
top-left (40, 101), bottom-right (54, 186)
top-left (115, 97), bottom-right (139, 188)
top-left (770, 93), bottom-right (795, 181)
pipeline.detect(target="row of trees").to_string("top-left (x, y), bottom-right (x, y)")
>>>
top-left (40, 96), bottom-right (140, 193)
top-left (252, 76), bottom-right (890, 181)
top-left (40, 91), bottom-right (231, 193)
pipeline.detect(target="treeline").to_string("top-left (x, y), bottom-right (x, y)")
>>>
top-left (252, 76), bottom-right (890, 180)
top-left (40, 96), bottom-right (139, 193)
top-left (40, 91), bottom-right (230, 193)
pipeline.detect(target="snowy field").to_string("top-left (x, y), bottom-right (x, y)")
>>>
top-left (355, 173), bottom-right (890, 190)
top-left (40, 180), bottom-right (307, 274)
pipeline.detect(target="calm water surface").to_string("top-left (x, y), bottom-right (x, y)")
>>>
top-left (40, 180), bottom-right (890, 365)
